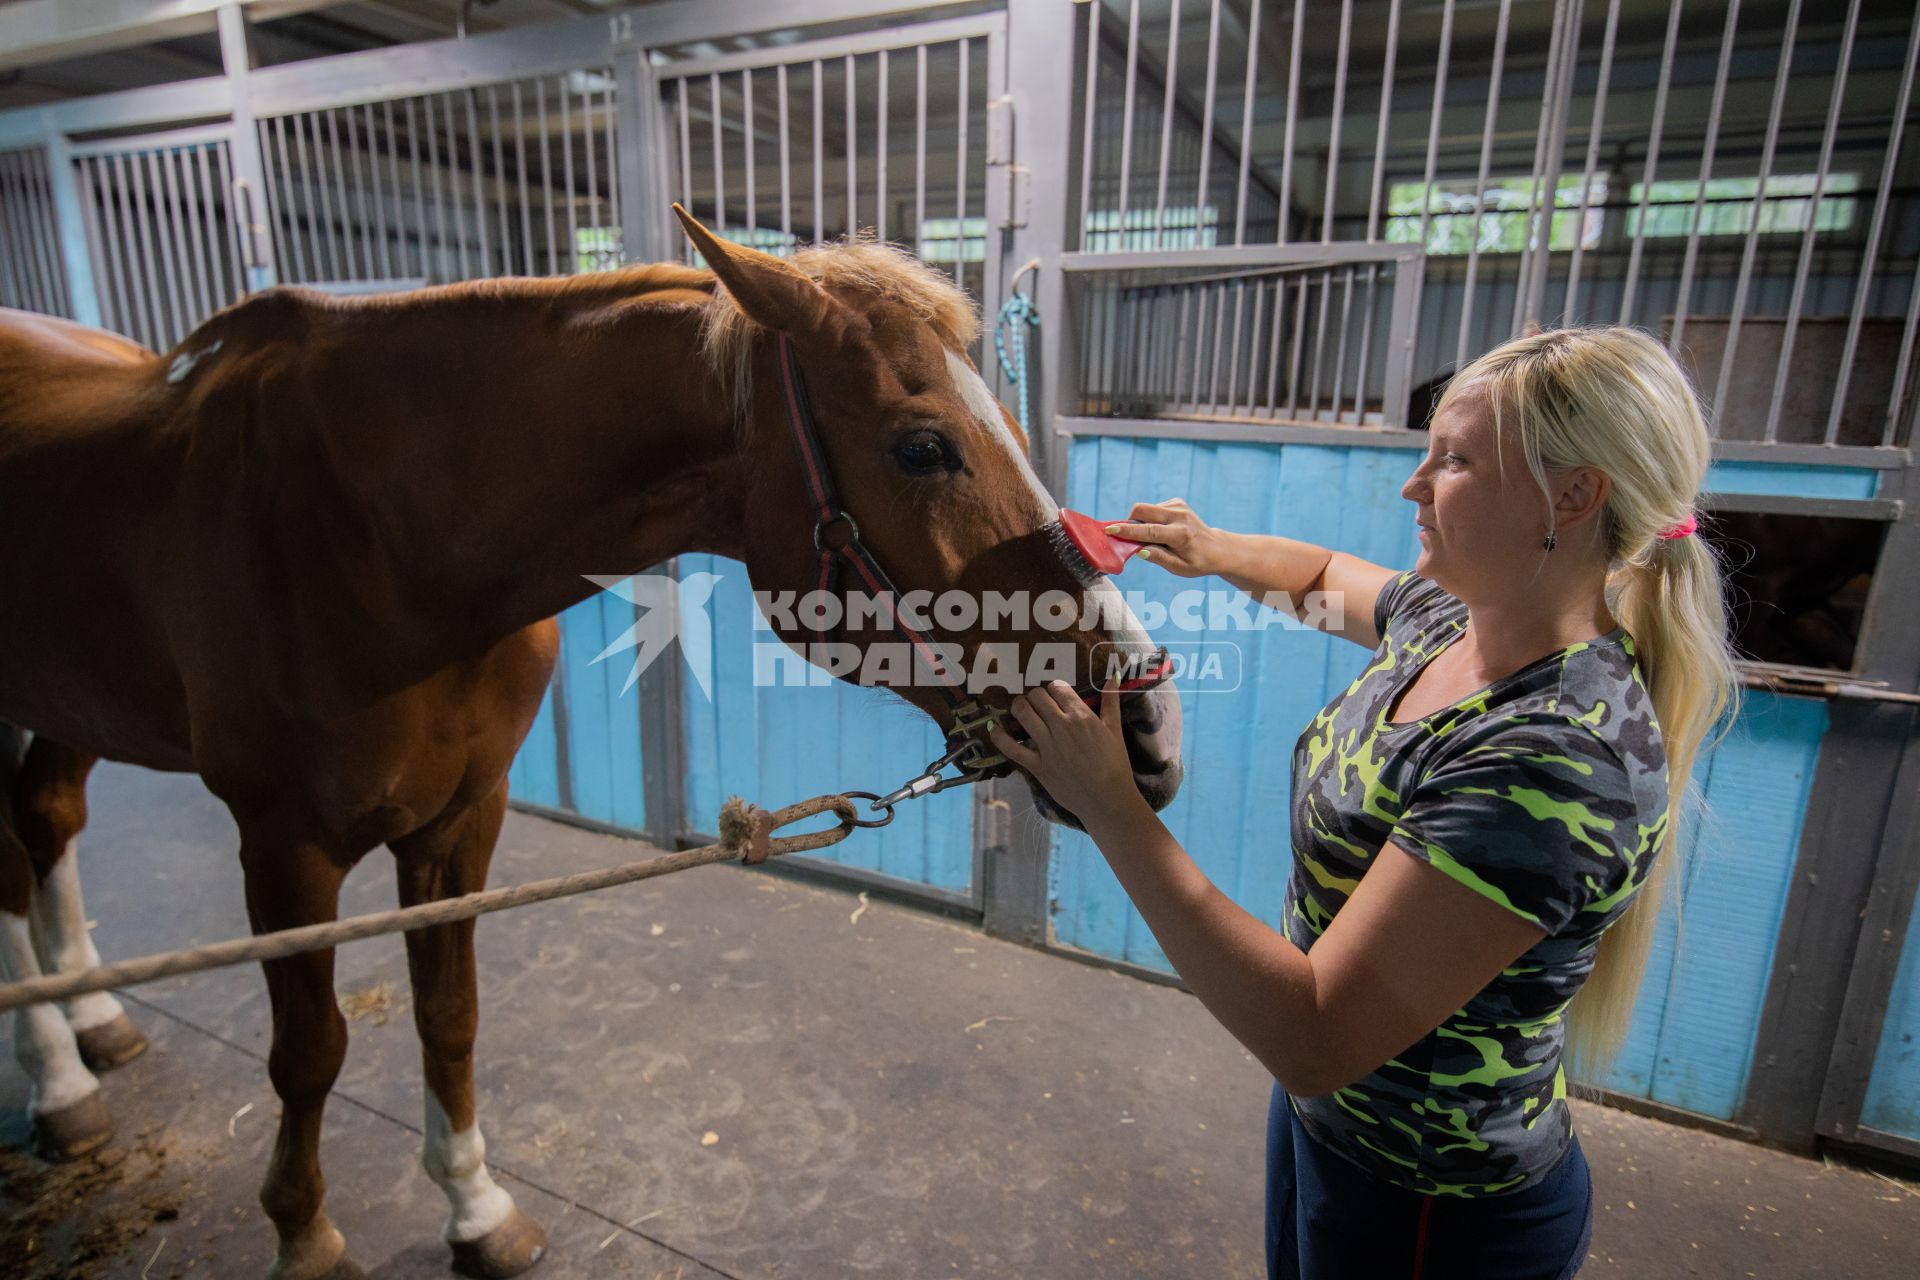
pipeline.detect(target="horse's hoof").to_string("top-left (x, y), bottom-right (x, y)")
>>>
top-left (76, 1012), bottom-right (149, 1072)
top-left (31, 1090), bottom-right (112, 1161)
top-left (267, 1216), bottom-right (364, 1280)
top-left (449, 1207), bottom-right (548, 1279)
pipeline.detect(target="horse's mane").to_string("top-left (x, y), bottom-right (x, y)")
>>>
top-left (697, 239), bottom-right (983, 425)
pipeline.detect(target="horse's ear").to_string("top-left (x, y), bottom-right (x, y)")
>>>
top-left (672, 204), bottom-right (835, 334)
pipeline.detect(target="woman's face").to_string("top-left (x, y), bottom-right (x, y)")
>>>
top-left (1400, 379), bottom-right (1548, 602)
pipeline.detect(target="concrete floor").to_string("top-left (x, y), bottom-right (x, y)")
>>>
top-left (2, 764), bottom-right (1916, 1279)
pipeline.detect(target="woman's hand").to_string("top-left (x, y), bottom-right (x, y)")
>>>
top-left (986, 678), bottom-right (1142, 827)
top-left (1103, 498), bottom-right (1224, 579)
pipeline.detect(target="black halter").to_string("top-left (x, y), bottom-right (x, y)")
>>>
top-left (773, 332), bottom-right (1173, 770)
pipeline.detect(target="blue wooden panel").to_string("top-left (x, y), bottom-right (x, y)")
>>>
top-left (552, 591), bottom-right (648, 833)
top-left (1705, 460), bottom-right (1880, 500)
top-left (680, 555), bottom-right (975, 896)
top-left (1861, 877), bottom-right (1920, 1140)
top-left (1047, 435), bottom-right (1830, 1123)
top-left (507, 678), bottom-right (563, 809)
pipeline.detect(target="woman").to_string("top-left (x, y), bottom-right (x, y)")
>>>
top-left (986, 327), bottom-right (1739, 1280)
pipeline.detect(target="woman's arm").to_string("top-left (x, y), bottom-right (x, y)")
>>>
top-left (1080, 790), bottom-right (1545, 1097)
top-left (1105, 500), bottom-right (1399, 648)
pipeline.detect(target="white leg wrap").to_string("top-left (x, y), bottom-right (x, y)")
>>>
top-left (28, 845), bottom-right (125, 1032)
top-left (423, 1094), bottom-right (517, 1243)
top-left (1, 914), bottom-right (100, 1114)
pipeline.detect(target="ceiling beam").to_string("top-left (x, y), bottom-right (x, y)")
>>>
top-left (0, 0), bottom-right (336, 74)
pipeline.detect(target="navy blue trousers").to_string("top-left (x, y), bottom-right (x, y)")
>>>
top-left (1266, 1084), bottom-right (1593, 1280)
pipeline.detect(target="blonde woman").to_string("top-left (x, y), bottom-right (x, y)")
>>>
top-left (987, 327), bottom-right (1739, 1279)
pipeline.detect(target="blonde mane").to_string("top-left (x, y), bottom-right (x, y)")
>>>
top-left (697, 239), bottom-right (983, 424)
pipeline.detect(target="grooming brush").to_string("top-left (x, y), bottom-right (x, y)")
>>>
top-left (1050, 508), bottom-right (1148, 584)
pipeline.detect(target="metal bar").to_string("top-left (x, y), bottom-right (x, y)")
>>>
top-left (1209, 280), bottom-right (1228, 412)
top-left (1830, 7), bottom-right (1920, 447)
top-left (0, 153), bottom-right (31, 308)
top-left (778, 62), bottom-right (793, 246)
top-left (1322, 0), bottom-right (1351, 245)
top-left (1712, 0), bottom-right (1802, 427)
top-left (707, 72), bottom-right (724, 232)
top-left (65, 123), bottom-right (233, 160)
top-left (1079, 0), bottom-right (1099, 251)
top-left (558, 80), bottom-right (577, 272)
top-left (1278, 0), bottom-right (1304, 244)
top-left (294, 112), bottom-right (333, 281)
top-left (195, 141), bottom-right (228, 304)
top-left (1061, 243), bottom-right (1417, 273)
top-left (1619, 0), bottom-right (1684, 324)
top-left (536, 79), bottom-right (558, 274)
top-left (661, 11), bottom-right (1000, 78)
top-left (1512, 0), bottom-right (1570, 338)
top-left (1226, 280), bottom-right (1247, 413)
top-left (1265, 276), bottom-right (1285, 416)
top-left (845, 54), bottom-right (857, 233)
top-left (382, 101), bottom-right (406, 278)
top-left (1333, 266), bottom-right (1355, 422)
top-left (268, 115), bottom-right (303, 282)
top-left (1310, 269), bottom-right (1332, 420)
top-left (513, 85), bottom-right (534, 275)
top-left (126, 151), bottom-right (167, 347)
top-left (367, 102), bottom-right (393, 281)
top-left (1522, 0), bottom-right (1579, 336)
top-left (1232, 0), bottom-right (1259, 245)
top-left (1351, 0), bottom-right (1403, 417)
top-left (156, 149), bottom-right (194, 335)
top-left (9, 150), bottom-right (55, 313)
top-left (52, 139), bottom-right (103, 326)
top-left (875, 49), bottom-right (887, 244)
top-left (1193, 0), bottom-right (1220, 246)
top-left (742, 68), bottom-right (755, 239)
top-left (1455, 0), bottom-right (1513, 373)
top-left (1285, 270), bottom-right (1306, 418)
top-left (485, 89), bottom-right (506, 278)
top-left (97, 156), bottom-right (137, 339)
top-left (1057, 415), bottom-right (1429, 449)
top-left (1562, 0), bottom-right (1620, 324)
top-left (1667, 0), bottom-right (1743, 358)
top-left (255, 120), bottom-right (290, 286)
top-left (1151, 0), bottom-right (1180, 250)
top-left (429, 95), bottom-right (462, 280)
top-left (1245, 276), bottom-right (1266, 409)
top-left (579, 76), bottom-right (599, 267)
top-left (674, 76), bottom-right (691, 258)
top-left (602, 68), bottom-right (621, 262)
top-left (955, 37), bottom-right (968, 275)
top-left (810, 59), bottom-right (825, 245)
top-left (1383, 255), bottom-right (1418, 427)
top-left (322, 108), bottom-right (357, 278)
top-left (214, 140), bottom-right (244, 303)
top-left (0, 78), bottom-right (232, 154)
top-left (176, 145), bottom-right (213, 321)
top-left (345, 104), bottom-right (378, 280)
top-left (915, 46), bottom-right (926, 253)
top-left (1117, 0), bottom-right (1141, 240)
top-left (1763, 0), bottom-right (1862, 445)
top-left (1407, 0), bottom-right (1454, 397)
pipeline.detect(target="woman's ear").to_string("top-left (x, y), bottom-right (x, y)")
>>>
top-left (1554, 465), bottom-right (1611, 527)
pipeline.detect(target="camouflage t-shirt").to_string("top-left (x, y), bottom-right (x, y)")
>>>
top-left (1283, 570), bottom-right (1669, 1197)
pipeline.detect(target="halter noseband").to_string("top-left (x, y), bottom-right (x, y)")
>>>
top-left (773, 333), bottom-right (1173, 771)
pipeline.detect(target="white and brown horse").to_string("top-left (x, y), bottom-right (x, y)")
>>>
top-left (0, 209), bottom-right (1182, 1278)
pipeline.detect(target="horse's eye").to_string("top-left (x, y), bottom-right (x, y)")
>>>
top-left (892, 429), bottom-right (957, 475)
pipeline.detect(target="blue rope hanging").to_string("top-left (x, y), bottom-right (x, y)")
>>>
top-left (994, 290), bottom-right (1041, 434)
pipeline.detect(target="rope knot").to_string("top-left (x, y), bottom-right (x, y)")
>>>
top-left (718, 795), bottom-right (776, 865)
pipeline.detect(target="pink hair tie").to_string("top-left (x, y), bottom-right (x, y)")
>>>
top-left (1656, 512), bottom-right (1698, 540)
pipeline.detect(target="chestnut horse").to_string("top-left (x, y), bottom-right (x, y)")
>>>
top-left (0, 209), bottom-right (1183, 1278)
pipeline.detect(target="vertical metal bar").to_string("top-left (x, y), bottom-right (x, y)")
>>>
top-left (193, 144), bottom-right (227, 306)
top-left (1265, 276), bottom-right (1286, 415)
top-left (322, 108), bottom-right (358, 278)
top-left (813, 60), bottom-right (825, 244)
top-left (1619, 0), bottom-right (1684, 324)
top-left (1512, 0), bottom-right (1572, 338)
top-left (1208, 281), bottom-right (1229, 411)
top-left (156, 150), bottom-right (194, 331)
top-left (1524, 0), bottom-right (1581, 335)
top-left (294, 113), bottom-right (335, 281)
top-left (381, 101), bottom-right (405, 278)
top-left (709, 72), bottom-right (725, 232)
top-left (269, 115), bottom-right (303, 282)
top-left (601, 70), bottom-right (621, 262)
top-left (1118, 0), bottom-right (1141, 243)
top-left (1353, 0), bottom-right (1403, 418)
top-left (1151, 0), bottom-right (1181, 249)
top-left (512, 86), bottom-right (534, 276)
top-left (1232, 0), bottom-right (1260, 244)
top-left (485, 89), bottom-right (508, 278)
top-left (845, 54), bottom-right (858, 233)
top-left (127, 152), bottom-right (169, 347)
top-left (876, 49), bottom-right (888, 244)
top-left (1334, 266), bottom-right (1357, 421)
top-left (114, 151), bottom-right (155, 345)
top-left (16, 152), bottom-right (62, 313)
top-left (57, 144), bottom-right (105, 327)
top-left (1193, 0), bottom-right (1221, 244)
top-left (345, 105), bottom-right (378, 280)
top-left (778, 63), bottom-right (793, 246)
top-left (1562, 0), bottom-right (1620, 324)
top-left (1079, 0), bottom-right (1099, 251)
top-left (214, 141), bottom-right (244, 303)
top-left (674, 76), bottom-right (692, 258)
top-left (741, 69), bottom-right (756, 240)
top-left (1829, 7), bottom-right (1920, 446)
top-left (1245, 275), bottom-right (1266, 408)
top-left (955, 38), bottom-right (969, 276)
top-left (1414, 0), bottom-right (1455, 257)
top-left (1885, 245), bottom-right (1920, 448)
top-left (1382, 252), bottom-right (1419, 427)
top-left (429, 95), bottom-right (462, 280)
top-left (1275, 1), bottom-right (1305, 244)
top-left (366, 103), bottom-right (393, 280)
top-left (1455, 0), bottom-right (1513, 373)
top-left (464, 89), bottom-right (491, 276)
top-left (1285, 264), bottom-right (1307, 418)
top-left (1226, 281), bottom-right (1248, 412)
top-left (0, 155), bottom-right (33, 309)
top-left (1764, 0), bottom-right (1862, 444)
top-left (1668, 0), bottom-right (1742, 356)
top-left (176, 146), bottom-right (213, 321)
top-left (580, 77), bottom-right (600, 267)
top-left (1321, 0), bottom-right (1351, 245)
top-left (96, 156), bottom-right (137, 338)
top-left (916, 46), bottom-right (928, 253)
top-left (255, 120), bottom-right (290, 285)
top-left (558, 81), bottom-right (577, 273)
top-left (536, 80), bottom-right (558, 274)
top-left (1713, 0), bottom-right (1802, 424)
top-left (1310, 270), bottom-right (1333, 419)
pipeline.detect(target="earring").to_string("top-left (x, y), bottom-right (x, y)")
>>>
top-left (1542, 530), bottom-right (1558, 552)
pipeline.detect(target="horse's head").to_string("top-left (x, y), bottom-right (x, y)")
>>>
top-left (675, 208), bottom-right (1182, 827)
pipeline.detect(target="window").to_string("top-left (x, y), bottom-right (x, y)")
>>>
top-left (1626, 173), bottom-right (1860, 238)
top-left (919, 215), bottom-right (990, 263)
top-left (574, 225), bottom-right (622, 273)
top-left (1386, 175), bottom-right (1606, 255)
top-left (1079, 205), bottom-right (1220, 253)
top-left (686, 225), bottom-right (799, 269)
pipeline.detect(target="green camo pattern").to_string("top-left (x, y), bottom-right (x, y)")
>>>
top-left (1285, 571), bottom-right (1670, 1197)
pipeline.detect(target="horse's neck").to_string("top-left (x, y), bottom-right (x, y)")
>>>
top-left (272, 279), bottom-right (746, 667)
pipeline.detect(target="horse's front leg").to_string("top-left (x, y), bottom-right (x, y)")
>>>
top-left (392, 780), bottom-right (546, 1279)
top-left (239, 832), bottom-right (361, 1280)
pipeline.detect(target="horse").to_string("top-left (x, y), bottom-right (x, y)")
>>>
top-left (0, 207), bottom-right (1184, 1279)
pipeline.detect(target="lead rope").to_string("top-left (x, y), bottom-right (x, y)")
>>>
top-left (995, 290), bottom-right (1040, 435)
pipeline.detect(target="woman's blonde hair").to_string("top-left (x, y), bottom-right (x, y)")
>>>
top-left (1434, 325), bottom-right (1742, 1078)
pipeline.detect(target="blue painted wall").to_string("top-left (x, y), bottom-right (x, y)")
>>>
top-left (1047, 434), bottom-right (1832, 1121)
top-left (507, 592), bottom-right (648, 832)
top-left (679, 554), bottom-right (976, 897)
top-left (1861, 886), bottom-right (1920, 1142)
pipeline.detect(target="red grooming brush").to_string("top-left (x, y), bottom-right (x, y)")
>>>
top-left (1055, 508), bottom-right (1148, 578)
